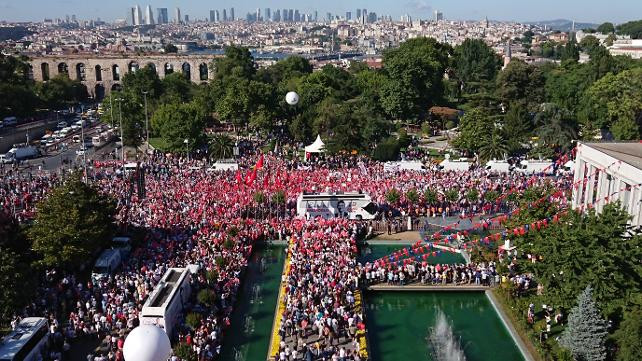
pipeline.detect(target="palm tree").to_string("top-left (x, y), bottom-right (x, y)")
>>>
top-left (534, 103), bottom-right (578, 150)
top-left (208, 134), bottom-right (234, 160)
top-left (479, 129), bottom-right (509, 162)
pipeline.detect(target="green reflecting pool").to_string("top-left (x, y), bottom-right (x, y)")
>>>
top-left (365, 292), bottom-right (524, 361)
top-left (220, 245), bottom-right (285, 361)
top-left (361, 244), bottom-right (466, 265)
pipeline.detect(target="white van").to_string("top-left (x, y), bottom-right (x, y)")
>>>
top-left (383, 160), bottom-right (427, 173)
top-left (92, 249), bottom-right (122, 281)
top-left (112, 236), bottom-right (132, 259)
top-left (209, 159), bottom-right (239, 172)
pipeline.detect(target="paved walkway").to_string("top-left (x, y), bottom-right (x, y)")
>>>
top-left (372, 231), bottom-right (421, 242)
top-left (367, 284), bottom-right (489, 292)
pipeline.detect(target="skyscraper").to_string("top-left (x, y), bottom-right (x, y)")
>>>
top-left (184, 14), bottom-right (189, 23)
top-left (256, 8), bottom-right (260, 22)
top-left (288, 9), bottom-right (293, 22)
top-left (222, 9), bottom-right (227, 21)
top-left (128, 7), bottom-right (136, 25)
top-left (294, 10), bottom-right (300, 22)
top-left (346, 12), bottom-right (352, 21)
top-left (356, 9), bottom-right (361, 20)
top-left (157, 8), bottom-right (168, 24)
top-left (282, 8), bottom-right (288, 21)
top-left (145, 5), bottom-right (154, 25)
top-left (209, 10), bottom-right (215, 22)
top-left (265, 8), bottom-right (271, 22)
top-left (134, 5), bottom-right (143, 25)
top-left (314, 11), bottom-right (318, 22)
top-left (230, 8), bottom-right (235, 21)
top-left (175, 7), bottom-right (181, 24)
top-left (326, 12), bottom-right (332, 22)
top-left (274, 9), bottom-right (280, 22)
top-left (433, 10), bottom-right (443, 21)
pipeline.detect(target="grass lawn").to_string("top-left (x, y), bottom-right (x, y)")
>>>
top-left (148, 137), bottom-right (171, 152)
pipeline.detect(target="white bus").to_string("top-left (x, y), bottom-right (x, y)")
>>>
top-left (0, 317), bottom-right (48, 361)
top-left (139, 268), bottom-right (192, 337)
top-left (296, 192), bottom-right (378, 220)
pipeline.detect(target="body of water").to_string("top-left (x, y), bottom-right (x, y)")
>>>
top-left (219, 245), bottom-right (285, 361)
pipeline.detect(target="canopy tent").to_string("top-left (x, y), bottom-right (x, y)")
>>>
top-left (305, 135), bottom-right (326, 154)
top-left (303, 135), bottom-right (326, 161)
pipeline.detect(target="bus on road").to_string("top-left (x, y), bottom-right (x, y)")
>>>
top-left (0, 317), bottom-right (48, 361)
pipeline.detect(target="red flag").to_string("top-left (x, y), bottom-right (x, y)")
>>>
top-left (235, 170), bottom-right (243, 184)
top-left (255, 154), bottom-right (264, 170)
top-left (245, 169), bottom-right (257, 186)
top-left (263, 170), bottom-right (271, 188)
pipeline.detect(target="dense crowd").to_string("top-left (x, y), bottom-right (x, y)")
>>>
top-left (1, 150), bottom-right (573, 361)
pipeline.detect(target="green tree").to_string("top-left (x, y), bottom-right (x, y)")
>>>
top-left (151, 102), bottom-right (204, 152)
top-left (160, 72), bottom-right (195, 104)
top-left (445, 189), bottom-right (459, 203)
top-left (28, 176), bottom-right (116, 269)
top-left (0, 54), bottom-right (40, 117)
top-left (213, 46), bottom-right (256, 82)
top-left (208, 134), bottom-right (234, 159)
top-left (423, 189), bottom-right (438, 205)
top-left (163, 43), bottom-right (178, 53)
top-left (559, 285), bottom-right (608, 361)
top-left (197, 289), bottom-right (216, 307)
top-left (479, 129), bottom-right (509, 162)
top-left (561, 37), bottom-right (580, 63)
top-left (613, 302), bottom-right (642, 361)
top-left (36, 74), bottom-right (87, 109)
top-left (496, 60), bottom-right (546, 112)
top-left (597, 22), bottom-right (615, 34)
top-left (453, 38), bottom-right (501, 94)
top-left (502, 104), bottom-right (532, 154)
top-left (405, 189), bottom-right (419, 205)
top-left (582, 68), bottom-right (642, 139)
top-left (385, 189), bottom-right (401, 205)
top-left (534, 103), bottom-right (577, 149)
top-left (372, 137), bottom-right (400, 161)
top-left (616, 20), bottom-right (642, 39)
top-left (452, 108), bottom-right (493, 155)
top-left (0, 247), bottom-right (35, 325)
top-left (381, 37), bottom-right (450, 120)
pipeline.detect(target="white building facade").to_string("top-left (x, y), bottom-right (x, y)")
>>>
top-left (572, 142), bottom-right (642, 226)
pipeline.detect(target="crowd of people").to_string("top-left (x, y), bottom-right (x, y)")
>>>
top-left (0, 149), bottom-right (573, 361)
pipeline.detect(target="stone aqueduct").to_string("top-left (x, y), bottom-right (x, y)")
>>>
top-left (29, 54), bottom-right (223, 100)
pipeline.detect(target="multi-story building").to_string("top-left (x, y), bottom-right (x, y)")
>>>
top-left (134, 5), bottom-right (143, 25)
top-left (145, 5), bottom-right (154, 25)
top-left (156, 8), bottom-right (168, 24)
top-left (175, 7), bottom-right (181, 24)
top-left (346, 12), bottom-right (352, 21)
top-left (230, 8), bottom-right (235, 21)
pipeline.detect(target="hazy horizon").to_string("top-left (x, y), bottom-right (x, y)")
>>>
top-left (0, 0), bottom-right (640, 24)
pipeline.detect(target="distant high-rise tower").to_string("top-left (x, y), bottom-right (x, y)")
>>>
top-left (134, 5), bottom-right (143, 25)
top-left (209, 10), bottom-right (215, 22)
top-left (434, 10), bottom-right (443, 21)
top-left (230, 8), bottom-right (235, 21)
top-left (145, 5), bottom-right (154, 25)
top-left (294, 10), bottom-right (300, 22)
top-left (175, 7), bottom-right (181, 23)
top-left (157, 8), bottom-right (168, 24)
top-left (184, 14), bottom-right (189, 23)
top-left (346, 12), bottom-right (351, 21)
top-left (288, 9), bottom-right (294, 22)
top-left (256, 8), bottom-right (261, 21)
top-left (485, 16), bottom-right (489, 28)
top-left (356, 9), bottom-right (361, 20)
top-left (128, 7), bottom-right (136, 25)
top-left (314, 11), bottom-right (318, 22)
top-left (222, 9), bottom-right (227, 21)
top-left (265, 8), bottom-right (271, 21)
top-left (326, 12), bottom-right (332, 22)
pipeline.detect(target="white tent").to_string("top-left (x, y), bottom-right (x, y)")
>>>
top-left (305, 135), bottom-right (326, 154)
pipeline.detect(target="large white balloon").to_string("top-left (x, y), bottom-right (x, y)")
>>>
top-left (123, 325), bottom-right (172, 361)
top-left (285, 91), bottom-right (299, 105)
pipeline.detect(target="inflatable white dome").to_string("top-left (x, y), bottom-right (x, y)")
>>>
top-left (285, 91), bottom-right (300, 105)
top-left (123, 325), bottom-right (172, 361)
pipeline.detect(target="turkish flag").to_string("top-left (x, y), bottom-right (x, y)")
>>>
top-left (235, 170), bottom-right (243, 184)
top-left (255, 154), bottom-right (264, 170)
top-left (245, 169), bottom-right (257, 186)
top-left (263, 170), bottom-right (270, 188)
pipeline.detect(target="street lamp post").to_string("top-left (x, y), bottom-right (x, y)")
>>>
top-left (184, 138), bottom-right (190, 162)
top-left (117, 98), bottom-right (125, 161)
top-left (109, 94), bottom-right (115, 128)
top-left (142, 90), bottom-right (149, 147)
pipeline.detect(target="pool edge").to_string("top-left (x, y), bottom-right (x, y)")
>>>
top-left (485, 290), bottom-right (536, 361)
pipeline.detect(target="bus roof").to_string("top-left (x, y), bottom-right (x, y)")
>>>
top-left (299, 192), bottom-right (369, 199)
top-left (0, 317), bottom-right (47, 361)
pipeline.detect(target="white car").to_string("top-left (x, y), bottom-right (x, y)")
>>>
top-left (76, 148), bottom-right (86, 156)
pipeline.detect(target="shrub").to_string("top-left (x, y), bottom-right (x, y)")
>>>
top-left (386, 189), bottom-right (401, 205)
top-left (372, 137), bottom-right (400, 161)
top-left (173, 342), bottom-right (196, 361)
top-left (185, 312), bottom-right (202, 330)
top-left (197, 289), bottom-right (217, 307)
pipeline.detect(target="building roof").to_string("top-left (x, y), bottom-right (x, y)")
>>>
top-left (586, 142), bottom-right (642, 171)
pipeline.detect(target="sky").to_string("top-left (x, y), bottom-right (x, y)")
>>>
top-left (0, 0), bottom-right (640, 24)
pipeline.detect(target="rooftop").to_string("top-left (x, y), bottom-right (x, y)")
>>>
top-left (585, 142), bottom-right (642, 171)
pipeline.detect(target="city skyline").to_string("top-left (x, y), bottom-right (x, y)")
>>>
top-left (0, 0), bottom-right (640, 24)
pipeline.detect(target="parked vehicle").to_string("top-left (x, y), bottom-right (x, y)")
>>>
top-left (2, 145), bottom-right (39, 163)
top-left (1, 116), bottom-right (18, 127)
top-left (91, 249), bottom-right (122, 281)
